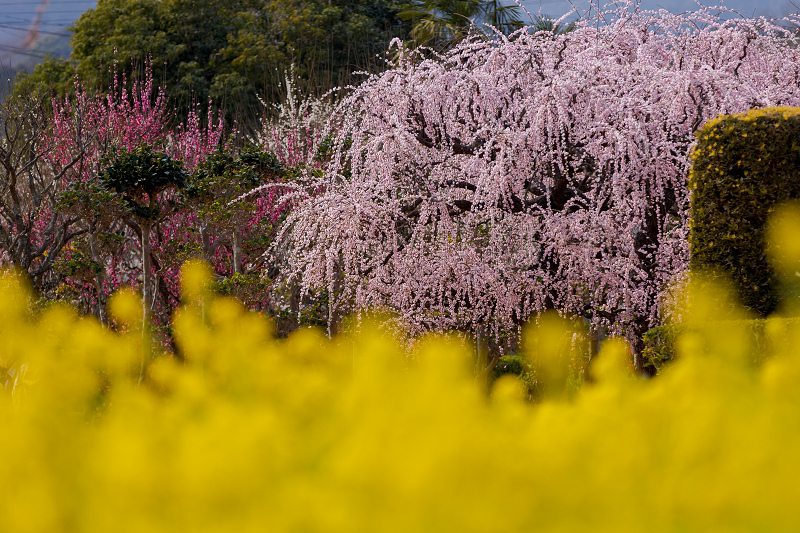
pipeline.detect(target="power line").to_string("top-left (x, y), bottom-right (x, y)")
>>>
top-left (0, 21), bottom-right (73, 26)
top-left (0, 15), bottom-right (71, 25)
top-left (0, 10), bottom-right (94, 14)
top-left (0, 0), bottom-right (95, 4)
top-left (0, 22), bottom-right (72, 36)
top-left (0, 44), bottom-right (48, 59)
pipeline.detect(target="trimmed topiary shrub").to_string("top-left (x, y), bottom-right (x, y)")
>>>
top-left (690, 107), bottom-right (800, 315)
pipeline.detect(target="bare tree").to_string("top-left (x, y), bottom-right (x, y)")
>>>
top-left (0, 82), bottom-right (87, 295)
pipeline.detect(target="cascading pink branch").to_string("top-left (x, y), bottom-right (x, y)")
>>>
top-left (272, 4), bottom-right (800, 356)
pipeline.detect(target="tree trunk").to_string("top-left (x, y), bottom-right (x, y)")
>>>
top-left (328, 264), bottom-right (344, 337)
top-left (232, 228), bottom-right (243, 275)
top-left (200, 223), bottom-right (212, 263)
top-left (289, 280), bottom-right (300, 330)
top-left (632, 316), bottom-right (649, 375)
top-left (137, 219), bottom-right (153, 384)
top-left (141, 220), bottom-right (152, 323)
top-left (88, 232), bottom-right (108, 325)
top-left (475, 324), bottom-right (500, 391)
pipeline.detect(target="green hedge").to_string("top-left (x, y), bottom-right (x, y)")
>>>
top-left (690, 107), bottom-right (800, 316)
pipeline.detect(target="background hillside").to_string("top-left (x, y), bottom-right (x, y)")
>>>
top-left (1, 0), bottom-right (792, 79)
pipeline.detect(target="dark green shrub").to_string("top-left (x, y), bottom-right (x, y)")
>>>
top-left (490, 354), bottom-right (536, 399)
top-left (491, 354), bottom-right (527, 379)
top-left (99, 145), bottom-right (186, 221)
top-left (690, 107), bottom-right (800, 316)
top-left (641, 325), bottom-right (680, 374)
top-left (185, 145), bottom-right (284, 204)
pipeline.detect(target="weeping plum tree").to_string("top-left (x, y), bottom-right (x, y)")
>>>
top-left (272, 4), bottom-right (800, 367)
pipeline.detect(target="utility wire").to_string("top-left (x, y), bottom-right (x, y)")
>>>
top-left (0, 10), bottom-right (95, 14)
top-left (0, 22), bottom-right (71, 36)
top-left (0, 15), bottom-right (71, 25)
top-left (0, 44), bottom-right (48, 59)
top-left (0, 0), bottom-right (95, 4)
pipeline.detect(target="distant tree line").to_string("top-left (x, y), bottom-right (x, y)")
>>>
top-left (13, 0), bottom-right (532, 129)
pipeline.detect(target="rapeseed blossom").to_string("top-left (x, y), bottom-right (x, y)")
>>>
top-left (2, 253), bottom-right (800, 531)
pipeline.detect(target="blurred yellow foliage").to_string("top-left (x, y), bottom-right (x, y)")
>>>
top-left (3, 227), bottom-right (800, 531)
top-left (767, 201), bottom-right (800, 278)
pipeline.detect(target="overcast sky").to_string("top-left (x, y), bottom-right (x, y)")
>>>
top-left (0, 0), bottom-right (96, 47)
top-left (517, 0), bottom-right (797, 20)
